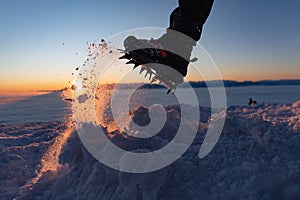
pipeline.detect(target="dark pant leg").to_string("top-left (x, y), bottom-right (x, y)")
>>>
top-left (169, 0), bottom-right (214, 41)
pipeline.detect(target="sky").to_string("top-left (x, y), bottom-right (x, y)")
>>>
top-left (0, 0), bottom-right (299, 91)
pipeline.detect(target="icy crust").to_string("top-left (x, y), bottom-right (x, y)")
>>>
top-left (3, 100), bottom-right (300, 200)
top-left (0, 121), bottom-right (70, 200)
top-left (228, 100), bottom-right (300, 132)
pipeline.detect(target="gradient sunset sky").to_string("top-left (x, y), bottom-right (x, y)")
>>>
top-left (0, 0), bottom-right (299, 91)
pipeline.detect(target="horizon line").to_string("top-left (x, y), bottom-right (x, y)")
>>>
top-left (1, 78), bottom-right (300, 93)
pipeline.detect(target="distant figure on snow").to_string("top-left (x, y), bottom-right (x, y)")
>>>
top-left (248, 98), bottom-right (257, 106)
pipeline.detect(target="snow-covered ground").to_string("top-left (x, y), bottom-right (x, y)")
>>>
top-left (0, 92), bottom-right (70, 125)
top-left (0, 90), bottom-right (299, 200)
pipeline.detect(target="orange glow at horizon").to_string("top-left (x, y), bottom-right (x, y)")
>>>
top-left (0, 80), bottom-right (69, 92)
top-left (1, 66), bottom-right (299, 92)
top-left (2, 74), bottom-right (300, 92)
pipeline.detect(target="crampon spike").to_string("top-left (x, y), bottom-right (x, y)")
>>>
top-left (152, 75), bottom-right (159, 80)
top-left (144, 69), bottom-right (152, 78)
top-left (144, 71), bottom-right (150, 78)
top-left (139, 67), bottom-right (146, 74)
top-left (190, 57), bottom-right (198, 62)
top-left (133, 63), bottom-right (139, 70)
top-left (148, 72), bottom-right (152, 80)
top-left (117, 49), bottom-right (125, 53)
top-left (150, 78), bottom-right (157, 84)
top-left (167, 88), bottom-right (176, 94)
top-left (126, 60), bottom-right (136, 65)
top-left (119, 53), bottom-right (132, 60)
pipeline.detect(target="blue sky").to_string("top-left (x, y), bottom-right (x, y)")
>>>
top-left (0, 0), bottom-right (299, 90)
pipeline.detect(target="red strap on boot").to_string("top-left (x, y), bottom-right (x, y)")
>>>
top-left (159, 50), bottom-right (168, 58)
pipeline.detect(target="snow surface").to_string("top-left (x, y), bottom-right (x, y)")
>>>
top-left (0, 92), bottom-right (70, 125)
top-left (0, 89), bottom-right (299, 199)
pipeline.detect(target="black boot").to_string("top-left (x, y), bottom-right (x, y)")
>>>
top-left (120, 29), bottom-right (196, 92)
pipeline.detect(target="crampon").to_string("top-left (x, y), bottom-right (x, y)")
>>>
top-left (119, 36), bottom-right (186, 94)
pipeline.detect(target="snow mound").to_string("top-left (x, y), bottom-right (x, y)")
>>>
top-left (2, 100), bottom-right (300, 200)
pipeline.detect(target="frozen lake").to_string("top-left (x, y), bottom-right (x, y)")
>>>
top-left (0, 85), bottom-right (299, 124)
top-left (0, 92), bottom-right (70, 125)
top-left (120, 85), bottom-right (300, 109)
